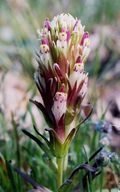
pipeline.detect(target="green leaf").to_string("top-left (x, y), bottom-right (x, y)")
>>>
top-left (30, 99), bottom-right (53, 126)
top-left (45, 128), bottom-right (76, 158)
top-left (63, 128), bottom-right (76, 155)
top-left (33, 125), bottom-right (50, 147)
top-left (14, 167), bottom-right (52, 192)
top-left (22, 129), bottom-right (52, 159)
top-left (6, 161), bottom-right (17, 192)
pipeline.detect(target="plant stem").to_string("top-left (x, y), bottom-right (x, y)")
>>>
top-left (57, 157), bottom-right (63, 188)
top-left (63, 153), bottom-right (68, 171)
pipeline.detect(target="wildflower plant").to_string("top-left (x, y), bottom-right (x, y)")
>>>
top-left (35, 13), bottom-right (91, 183)
top-left (35, 13), bottom-right (91, 154)
top-left (19, 13), bottom-right (114, 191)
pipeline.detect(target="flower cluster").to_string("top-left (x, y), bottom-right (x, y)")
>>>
top-left (34, 13), bottom-right (92, 157)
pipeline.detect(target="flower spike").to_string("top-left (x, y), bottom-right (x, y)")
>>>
top-left (34, 13), bottom-right (91, 155)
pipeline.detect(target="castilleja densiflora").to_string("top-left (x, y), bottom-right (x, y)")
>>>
top-left (32, 13), bottom-right (92, 158)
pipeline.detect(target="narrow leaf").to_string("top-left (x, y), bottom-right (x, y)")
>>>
top-left (14, 167), bottom-right (52, 192)
top-left (30, 99), bottom-right (53, 126)
top-left (22, 129), bottom-right (52, 159)
top-left (6, 161), bottom-right (17, 192)
top-left (33, 125), bottom-right (50, 147)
